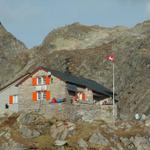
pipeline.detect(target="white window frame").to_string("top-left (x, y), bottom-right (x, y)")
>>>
top-left (37, 76), bottom-right (45, 85)
top-left (37, 91), bottom-right (46, 101)
top-left (13, 95), bottom-right (18, 104)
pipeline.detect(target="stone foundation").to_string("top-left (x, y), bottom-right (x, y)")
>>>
top-left (35, 103), bottom-right (116, 122)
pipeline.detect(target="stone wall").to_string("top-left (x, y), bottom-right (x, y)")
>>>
top-left (18, 70), bottom-right (67, 112)
top-left (39, 103), bottom-right (115, 122)
top-left (0, 84), bottom-right (19, 113)
top-left (18, 76), bottom-right (37, 111)
top-left (49, 75), bottom-right (67, 100)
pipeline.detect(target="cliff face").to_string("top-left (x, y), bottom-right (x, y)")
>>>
top-left (0, 23), bottom-right (29, 87)
top-left (42, 22), bottom-right (129, 51)
top-left (0, 20), bottom-right (150, 118)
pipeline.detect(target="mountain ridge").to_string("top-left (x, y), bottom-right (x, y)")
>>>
top-left (0, 20), bottom-right (150, 119)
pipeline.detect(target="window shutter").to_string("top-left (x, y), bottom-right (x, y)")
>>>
top-left (32, 92), bottom-right (37, 102)
top-left (32, 77), bottom-right (37, 86)
top-left (46, 91), bottom-right (51, 101)
top-left (45, 76), bottom-right (50, 85)
top-left (9, 96), bottom-right (13, 104)
top-left (14, 96), bottom-right (18, 104)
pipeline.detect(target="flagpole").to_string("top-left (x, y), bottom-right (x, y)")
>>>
top-left (113, 62), bottom-right (115, 118)
top-left (106, 54), bottom-right (115, 120)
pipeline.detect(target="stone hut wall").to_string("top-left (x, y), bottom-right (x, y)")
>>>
top-left (18, 70), bottom-right (67, 112)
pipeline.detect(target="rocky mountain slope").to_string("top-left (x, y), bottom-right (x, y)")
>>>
top-left (0, 22), bottom-right (29, 87)
top-left (0, 20), bottom-right (150, 119)
top-left (0, 112), bottom-right (150, 150)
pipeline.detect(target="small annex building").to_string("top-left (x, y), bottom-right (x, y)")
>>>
top-left (0, 66), bottom-right (115, 114)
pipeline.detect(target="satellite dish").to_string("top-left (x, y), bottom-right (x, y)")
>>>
top-left (48, 71), bottom-right (51, 76)
top-left (135, 113), bottom-right (140, 120)
top-left (140, 114), bottom-right (146, 121)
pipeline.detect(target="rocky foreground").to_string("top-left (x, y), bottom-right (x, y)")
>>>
top-left (0, 112), bottom-right (150, 150)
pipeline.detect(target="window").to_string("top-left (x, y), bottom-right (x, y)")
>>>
top-left (13, 95), bottom-right (18, 104)
top-left (37, 91), bottom-right (46, 101)
top-left (38, 77), bottom-right (42, 85)
top-left (9, 95), bottom-right (18, 104)
top-left (37, 91), bottom-right (41, 100)
top-left (37, 77), bottom-right (45, 85)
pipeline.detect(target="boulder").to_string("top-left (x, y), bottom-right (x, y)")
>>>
top-left (57, 146), bottom-right (65, 150)
top-left (60, 128), bottom-right (69, 140)
top-left (116, 143), bottom-right (124, 150)
top-left (0, 128), bottom-right (11, 139)
top-left (50, 124), bottom-right (58, 139)
top-left (120, 137), bottom-right (135, 149)
top-left (56, 121), bottom-right (64, 127)
top-left (110, 134), bottom-right (119, 143)
top-left (0, 140), bottom-right (25, 150)
top-left (55, 140), bottom-right (67, 146)
top-left (130, 136), bottom-right (150, 150)
top-left (89, 132), bottom-right (109, 146)
top-left (19, 125), bottom-right (40, 138)
top-left (17, 112), bottom-right (49, 127)
top-left (78, 138), bottom-right (88, 150)
top-left (65, 121), bottom-right (76, 131)
top-left (110, 147), bottom-right (117, 150)
top-left (17, 113), bottom-right (37, 125)
top-left (50, 121), bottom-right (76, 140)
top-left (145, 116), bottom-right (150, 127)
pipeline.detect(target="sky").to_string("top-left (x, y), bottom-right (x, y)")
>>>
top-left (0, 0), bottom-right (150, 48)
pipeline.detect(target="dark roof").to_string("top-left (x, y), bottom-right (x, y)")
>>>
top-left (49, 69), bottom-right (114, 97)
top-left (1, 66), bottom-right (115, 99)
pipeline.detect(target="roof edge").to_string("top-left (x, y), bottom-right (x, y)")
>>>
top-left (0, 73), bottom-right (30, 92)
top-left (16, 66), bottom-right (49, 87)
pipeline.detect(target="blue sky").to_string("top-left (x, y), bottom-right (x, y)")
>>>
top-left (1, 0), bottom-right (150, 48)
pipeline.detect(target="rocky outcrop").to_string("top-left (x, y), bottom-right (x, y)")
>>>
top-left (78, 138), bottom-right (88, 150)
top-left (0, 112), bottom-right (150, 149)
top-left (89, 132), bottom-right (109, 146)
top-left (0, 23), bottom-right (29, 88)
top-left (19, 125), bottom-right (41, 138)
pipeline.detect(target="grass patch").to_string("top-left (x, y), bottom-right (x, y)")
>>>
top-left (33, 135), bottom-right (55, 150)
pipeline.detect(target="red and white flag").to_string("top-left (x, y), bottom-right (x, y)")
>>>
top-left (106, 54), bottom-right (115, 62)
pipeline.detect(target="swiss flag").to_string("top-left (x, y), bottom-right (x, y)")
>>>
top-left (106, 54), bottom-right (115, 62)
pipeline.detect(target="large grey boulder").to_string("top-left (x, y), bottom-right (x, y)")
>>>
top-left (50, 124), bottom-right (58, 139)
top-left (50, 121), bottom-right (76, 140)
top-left (0, 140), bottom-right (25, 150)
top-left (19, 125), bottom-right (40, 138)
top-left (78, 138), bottom-right (88, 150)
top-left (17, 112), bottom-right (50, 135)
top-left (130, 136), bottom-right (150, 150)
top-left (120, 137), bottom-right (135, 149)
top-left (54, 140), bottom-right (67, 146)
top-left (89, 132), bottom-right (109, 146)
top-left (145, 116), bottom-right (150, 127)
top-left (116, 143), bottom-right (124, 150)
top-left (0, 128), bottom-right (11, 140)
top-left (60, 128), bottom-right (69, 140)
top-left (17, 112), bottom-right (47, 125)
